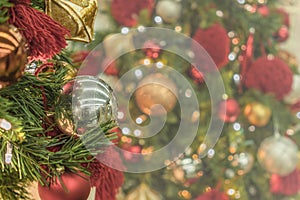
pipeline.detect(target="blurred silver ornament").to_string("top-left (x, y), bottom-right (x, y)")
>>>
top-left (156, 0), bottom-right (182, 23)
top-left (257, 136), bottom-right (298, 176)
top-left (236, 152), bottom-right (254, 174)
top-left (284, 75), bottom-right (300, 104)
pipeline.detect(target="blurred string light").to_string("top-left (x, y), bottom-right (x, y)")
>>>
top-left (0, 119), bottom-right (12, 131)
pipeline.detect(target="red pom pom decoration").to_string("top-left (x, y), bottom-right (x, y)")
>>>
top-left (244, 56), bottom-right (293, 100)
top-left (38, 172), bottom-right (91, 200)
top-left (90, 147), bottom-right (125, 200)
top-left (111, 0), bottom-right (154, 27)
top-left (192, 24), bottom-right (230, 70)
top-left (218, 98), bottom-right (240, 123)
top-left (195, 189), bottom-right (229, 200)
top-left (270, 169), bottom-right (300, 195)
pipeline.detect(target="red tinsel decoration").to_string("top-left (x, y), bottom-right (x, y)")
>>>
top-left (192, 23), bottom-right (230, 70)
top-left (89, 147), bottom-right (125, 200)
top-left (111, 0), bottom-right (154, 27)
top-left (9, 0), bottom-right (70, 60)
top-left (195, 189), bottom-right (229, 200)
top-left (244, 56), bottom-right (293, 100)
top-left (270, 169), bottom-right (300, 195)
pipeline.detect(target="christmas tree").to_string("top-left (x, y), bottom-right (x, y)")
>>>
top-left (1, 0), bottom-right (300, 200)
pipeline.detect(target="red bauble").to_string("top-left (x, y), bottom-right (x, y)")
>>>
top-left (192, 24), bottom-right (230, 70)
top-left (244, 56), bottom-right (293, 100)
top-left (122, 144), bottom-right (142, 163)
top-left (142, 40), bottom-right (161, 59)
top-left (257, 5), bottom-right (270, 17)
top-left (195, 189), bottom-right (229, 200)
top-left (218, 98), bottom-right (240, 123)
top-left (274, 25), bottom-right (289, 42)
top-left (38, 172), bottom-right (91, 200)
top-left (270, 169), bottom-right (300, 195)
top-left (276, 8), bottom-right (290, 27)
top-left (111, 0), bottom-right (154, 27)
top-left (188, 66), bottom-right (205, 84)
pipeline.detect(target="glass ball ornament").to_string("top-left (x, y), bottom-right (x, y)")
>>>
top-left (232, 152), bottom-right (254, 174)
top-left (156, 0), bottom-right (182, 23)
top-left (56, 76), bottom-right (118, 136)
top-left (257, 136), bottom-right (298, 176)
top-left (244, 102), bottom-right (271, 127)
top-left (135, 73), bottom-right (178, 116)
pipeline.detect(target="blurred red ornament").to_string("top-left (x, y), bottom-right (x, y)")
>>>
top-left (142, 40), bottom-right (161, 59)
top-left (270, 169), bottom-right (300, 195)
top-left (38, 172), bottom-right (91, 200)
top-left (218, 98), bottom-right (240, 123)
top-left (192, 24), bottom-right (230, 70)
top-left (110, 127), bottom-right (123, 144)
top-left (111, 0), bottom-right (154, 27)
top-left (257, 5), bottom-right (270, 16)
top-left (188, 67), bottom-right (205, 84)
top-left (244, 56), bottom-right (293, 100)
top-left (274, 25), bottom-right (289, 42)
top-left (102, 58), bottom-right (119, 76)
top-left (122, 144), bottom-right (142, 163)
top-left (195, 189), bottom-right (229, 200)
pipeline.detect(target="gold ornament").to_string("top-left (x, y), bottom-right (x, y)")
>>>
top-left (125, 183), bottom-right (161, 200)
top-left (0, 25), bottom-right (27, 89)
top-left (244, 102), bottom-right (271, 127)
top-left (278, 49), bottom-right (298, 68)
top-left (135, 73), bottom-right (178, 116)
top-left (45, 0), bottom-right (98, 42)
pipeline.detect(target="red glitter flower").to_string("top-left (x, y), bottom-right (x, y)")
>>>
top-left (111, 0), bottom-right (155, 27)
top-left (244, 56), bottom-right (293, 100)
top-left (192, 23), bottom-right (230, 70)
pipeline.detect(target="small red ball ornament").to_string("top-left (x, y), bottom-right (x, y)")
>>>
top-left (218, 98), bottom-right (240, 123)
top-left (38, 172), bottom-right (91, 200)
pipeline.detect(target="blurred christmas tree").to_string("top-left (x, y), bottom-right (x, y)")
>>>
top-left (1, 0), bottom-right (300, 200)
top-left (76, 0), bottom-right (300, 199)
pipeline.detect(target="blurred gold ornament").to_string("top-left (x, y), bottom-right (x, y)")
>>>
top-left (173, 167), bottom-right (185, 183)
top-left (0, 25), bottom-right (27, 89)
top-left (56, 110), bottom-right (76, 136)
top-left (45, 0), bottom-right (98, 42)
top-left (135, 73), bottom-right (178, 116)
top-left (278, 49), bottom-right (298, 67)
top-left (125, 183), bottom-right (161, 200)
top-left (61, 62), bottom-right (78, 81)
top-left (244, 102), bottom-right (271, 127)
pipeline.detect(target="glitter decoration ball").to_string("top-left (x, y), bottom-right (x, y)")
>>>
top-left (0, 25), bottom-right (27, 89)
top-left (257, 136), bottom-right (298, 176)
top-left (135, 73), bottom-right (178, 116)
top-left (244, 56), bottom-right (293, 100)
top-left (244, 102), bottom-right (271, 127)
top-left (192, 24), bottom-right (230, 70)
top-left (218, 98), bottom-right (240, 123)
top-left (156, 0), bottom-right (182, 23)
top-left (38, 172), bottom-right (91, 200)
top-left (110, 0), bottom-right (154, 27)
